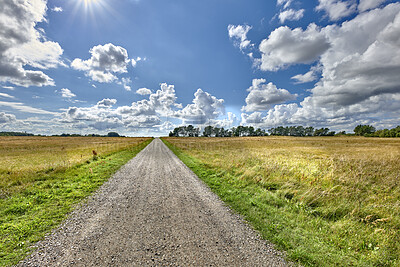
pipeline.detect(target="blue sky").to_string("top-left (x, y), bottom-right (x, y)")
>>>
top-left (0, 0), bottom-right (399, 136)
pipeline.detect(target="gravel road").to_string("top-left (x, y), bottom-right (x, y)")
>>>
top-left (18, 138), bottom-right (287, 266)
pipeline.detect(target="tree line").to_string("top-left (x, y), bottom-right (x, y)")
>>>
top-left (169, 125), bottom-right (400, 138)
top-left (0, 132), bottom-right (124, 137)
top-left (354, 125), bottom-right (400, 137)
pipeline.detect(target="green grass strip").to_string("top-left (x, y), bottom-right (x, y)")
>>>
top-left (162, 139), bottom-right (395, 267)
top-left (0, 139), bottom-right (152, 267)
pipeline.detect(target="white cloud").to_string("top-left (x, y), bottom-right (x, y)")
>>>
top-left (316, 0), bottom-right (357, 21)
top-left (97, 98), bottom-right (117, 107)
top-left (0, 101), bottom-right (56, 114)
top-left (291, 65), bottom-right (321, 83)
top-left (60, 88), bottom-right (76, 99)
top-left (237, 3), bottom-right (400, 130)
top-left (131, 56), bottom-right (143, 67)
top-left (8, 40), bottom-right (64, 69)
top-left (279, 9), bottom-right (305, 23)
top-left (149, 83), bottom-right (181, 116)
top-left (228, 24), bottom-right (253, 50)
top-left (0, 92), bottom-right (15, 99)
top-left (257, 23), bottom-right (330, 71)
top-left (124, 115), bottom-right (161, 129)
top-left (241, 112), bottom-right (264, 124)
top-left (136, 88), bottom-right (152, 95)
top-left (158, 121), bottom-right (175, 131)
top-left (0, 0), bottom-right (63, 87)
top-left (313, 4), bottom-right (400, 107)
top-left (277, 0), bottom-right (293, 9)
top-left (0, 112), bottom-right (16, 123)
top-left (175, 89), bottom-right (225, 124)
top-left (242, 79), bottom-right (297, 112)
top-left (358, 0), bottom-right (386, 12)
top-left (57, 82), bottom-right (227, 132)
top-left (119, 77), bottom-right (132, 91)
top-left (52, 6), bottom-right (63, 12)
top-left (60, 83), bottom-right (181, 131)
top-left (210, 112), bottom-right (237, 128)
top-left (71, 43), bottom-right (131, 83)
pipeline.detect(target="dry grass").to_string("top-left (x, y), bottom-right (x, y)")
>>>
top-left (0, 136), bottom-right (150, 196)
top-left (164, 136), bottom-right (400, 265)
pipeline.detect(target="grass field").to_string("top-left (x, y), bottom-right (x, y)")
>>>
top-left (0, 136), bottom-right (152, 266)
top-left (0, 136), bottom-right (150, 197)
top-left (163, 136), bottom-right (400, 266)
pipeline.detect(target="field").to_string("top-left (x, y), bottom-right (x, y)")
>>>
top-left (0, 136), bottom-right (152, 266)
top-left (163, 136), bottom-right (400, 266)
top-left (0, 136), bottom-right (150, 197)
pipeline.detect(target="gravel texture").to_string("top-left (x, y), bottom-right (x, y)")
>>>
top-left (18, 138), bottom-right (287, 266)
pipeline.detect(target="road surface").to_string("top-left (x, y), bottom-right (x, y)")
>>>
top-left (19, 138), bottom-right (287, 266)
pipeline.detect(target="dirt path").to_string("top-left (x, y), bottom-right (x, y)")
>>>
top-left (19, 138), bottom-right (287, 266)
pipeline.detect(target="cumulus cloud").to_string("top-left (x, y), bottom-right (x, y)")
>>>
top-left (358, 0), bottom-right (386, 12)
top-left (175, 89), bottom-right (225, 124)
top-left (291, 65), bottom-right (321, 83)
top-left (60, 88), bottom-right (76, 99)
top-left (0, 112), bottom-right (16, 123)
top-left (241, 112), bottom-right (264, 124)
top-left (313, 4), bottom-right (400, 107)
top-left (257, 23), bottom-right (330, 71)
top-left (0, 0), bottom-right (63, 87)
top-left (242, 79), bottom-right (297, 112)
top-left (279, 9), bottom-right (305, 23)
top-left (131, 56), bottom-right (143, 67)
top-left (236, 3), bottom-right (400, 130)
top-left (119, 77), bottom-right (132, 91)
top-left (52, 6), bottom-right (63, 12)
top-left (316, 0), bottom-right (357, 21)
top-left (158, 121), bottom-right (175, 131)
top-left (60, 82), bottom-right (227, 132)
top-left (71, 43), bottom-right (131, 83)
top-left (97, 98), bottom-right (117, 107)
top-left (228, 24), bottom-right (253, 50)
top-left (61, 83), bottom-right (179, 131)
top-left (136, 88), bottom-right (152, 95)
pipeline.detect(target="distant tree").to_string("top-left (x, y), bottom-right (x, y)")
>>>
top-left (203, 126), bottom-right (213, 137)
top-left (185, 125), bottom-right (195, 137)
top-left (107, 132), bottom-right (120, 137)
top-left (305, 127), bottom-right (314, 136)
top-left (0, 132), bottom-right (34, 136)
top-left (255, 128), bottom-right (267, 136)
top-left (354, 125), bottom-right (376, 136)
top-left (313, 128), bottom-right (330, 136)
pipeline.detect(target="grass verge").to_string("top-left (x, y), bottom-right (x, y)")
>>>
top-left (162, 138), bottom-right (399, 266)
top-left (0, 138), bottom-right (152, 266)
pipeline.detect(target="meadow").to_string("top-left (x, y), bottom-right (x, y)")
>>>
top-left (0, 136), bottom-right (150, 197)
top-left (0, 136), bottom-right (152, 266)
top-left (163, 136), bottom-right (400, 266)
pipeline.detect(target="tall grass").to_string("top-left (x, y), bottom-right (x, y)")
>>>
top-left (0, 136), bottom-right (150, 197)
top-left (163, 136), bottom-right (400, 266)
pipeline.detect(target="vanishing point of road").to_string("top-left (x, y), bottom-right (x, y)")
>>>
top-left (19, 138), bottom-right (287, 266)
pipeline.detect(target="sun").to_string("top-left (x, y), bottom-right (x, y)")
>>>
top-left (82, 0), bottom-right (101, 8)
top-left (70, 0), bottom-right (116, 26)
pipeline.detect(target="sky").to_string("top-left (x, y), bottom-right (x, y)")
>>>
top-left (0, 0), bottom-right (399, 136)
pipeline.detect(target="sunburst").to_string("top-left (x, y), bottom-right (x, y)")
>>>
top-left (69, 0), bottom-right (116, 25)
